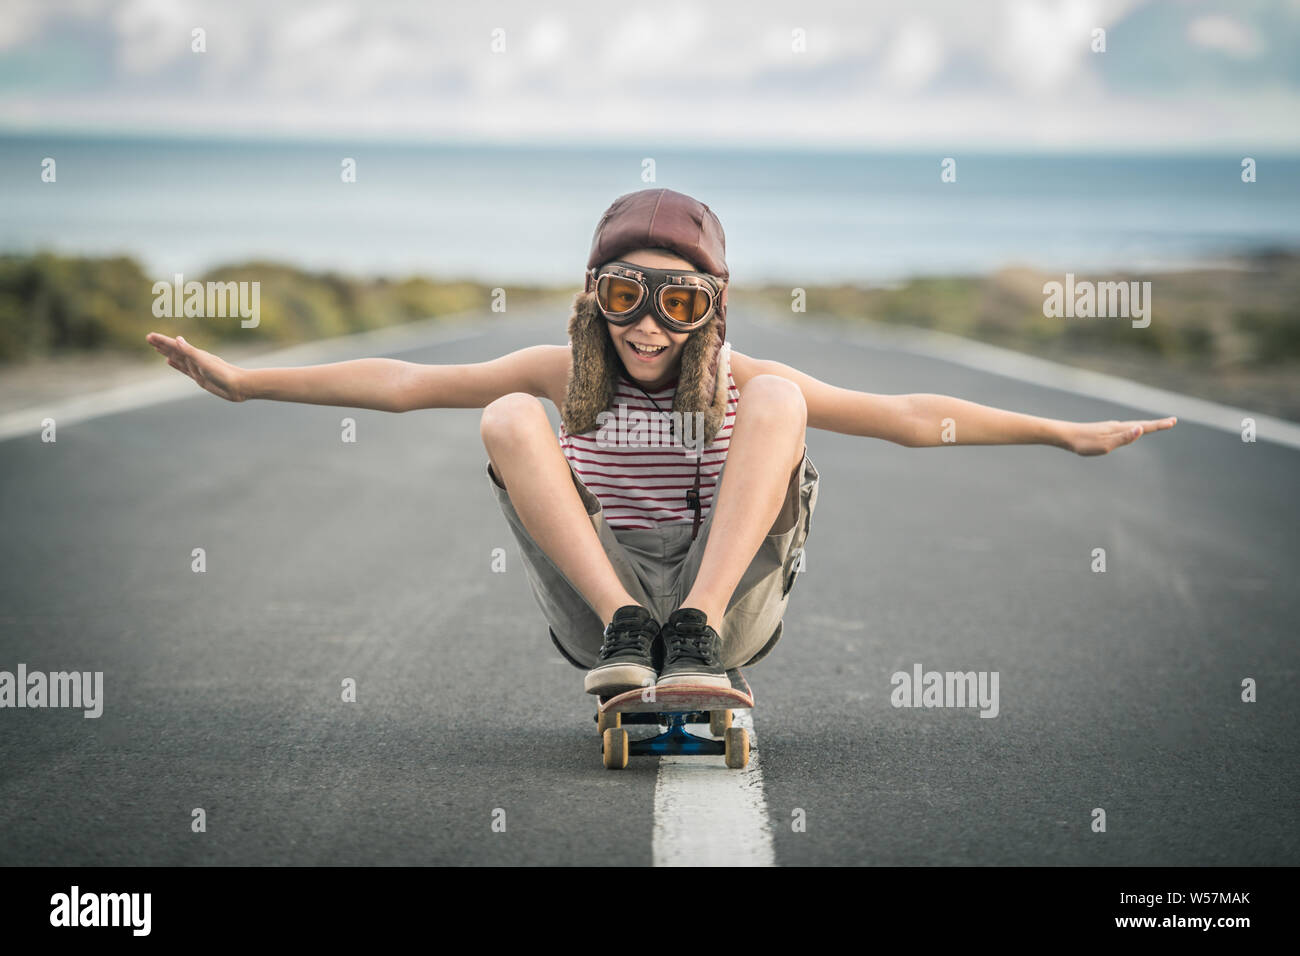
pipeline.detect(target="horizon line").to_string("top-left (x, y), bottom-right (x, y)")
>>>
top-left (3, 124), bottom-right (1299, 159)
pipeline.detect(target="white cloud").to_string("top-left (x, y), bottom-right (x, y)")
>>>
top-left (2, 0), bottom-right (1297, 149)
top-left (881, 20), bottom-right (944, 91)
top-left (112, 0), bottom-right (199, 74)
top-left (0, 0), bottom-right (109, 52)
top-left (994, 0), bottom-right (1088, 94)
top-left (1187, 15), bottom-right (1261, 58)
top-left (526, 18), bottom-right (569, 63)
top-left (0, 0), bottom-right (46, 51)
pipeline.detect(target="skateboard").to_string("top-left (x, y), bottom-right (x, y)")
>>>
top-left (595, 668), bottom-right (754, 770)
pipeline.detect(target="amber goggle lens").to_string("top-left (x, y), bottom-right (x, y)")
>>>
top-left (659, 284), bottom-right (713, 323)
top-left (596, 275), bottom-right (645, 315)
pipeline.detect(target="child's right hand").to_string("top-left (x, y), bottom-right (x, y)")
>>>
top-left (146, 333), bottom-right (248, 403)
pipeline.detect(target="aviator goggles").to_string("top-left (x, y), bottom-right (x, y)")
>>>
top-left (585, 261), bottom-right (726, 333)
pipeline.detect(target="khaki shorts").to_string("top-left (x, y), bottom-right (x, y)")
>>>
top-left (486, 447), bottom-right (819, 671)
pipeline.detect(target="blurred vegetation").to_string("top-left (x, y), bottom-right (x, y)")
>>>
top-left (746, 253), bottom-right (1300, 419)
top-left (4, 250), bottom-right (1297, 419)
top-left (749, 253), bottom-right (1300, 366)
top-left (0, 253), bottom-right (559, 361)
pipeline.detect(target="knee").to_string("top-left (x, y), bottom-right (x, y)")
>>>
top-left (480, 392), bottom-right (548, 449)
top-left (738, 375), bottom-right (807, 430)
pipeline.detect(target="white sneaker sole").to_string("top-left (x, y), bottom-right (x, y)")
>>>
top-left (655, 671), bottom-right (731, 690)
top-left (584, 662), bottom-right (656, 696)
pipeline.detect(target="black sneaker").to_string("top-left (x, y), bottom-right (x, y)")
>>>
top-left (656, 608), bottom-right (730, 689)
top-left (583, 605), bottom-right (660, 696)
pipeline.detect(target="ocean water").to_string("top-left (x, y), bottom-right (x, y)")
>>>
top-left (2, 133), bottom-right (1298, 285)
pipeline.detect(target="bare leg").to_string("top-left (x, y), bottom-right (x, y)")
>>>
top-left (481, 393), bottom-right (641, 625)
top-left (679, 375), bottom-right (807, 628)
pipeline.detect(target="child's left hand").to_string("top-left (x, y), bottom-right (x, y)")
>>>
top-left (1066, 417), bottom-right (1177, 456)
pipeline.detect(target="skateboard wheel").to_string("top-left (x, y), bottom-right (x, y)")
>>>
top-left (602, 728), bottom-right (629, 770)
top-left (709, 709), bottom-right (732, 737)
top-left (724, 727), bottom-right (749, 769)
top-left (597, 710), bottom-right (621, 735)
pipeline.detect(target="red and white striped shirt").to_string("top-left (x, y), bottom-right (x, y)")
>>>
top-left (559, 348), bottom-right (740, 531)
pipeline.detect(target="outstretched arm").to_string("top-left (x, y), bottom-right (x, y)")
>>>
top-left (883, 392), bottom-right (1176, 455)
top-left (146, 333), bottom-right (563, 412)
top-left (737, 354), bottom-right (1176, 456)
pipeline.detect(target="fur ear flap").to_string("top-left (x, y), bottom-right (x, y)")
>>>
top-left (710, 340), bottom-right (732, 440)
top-left (672, 312), bottom-right (727, 443)
top-left (562, 290), bottom-right (619, 437)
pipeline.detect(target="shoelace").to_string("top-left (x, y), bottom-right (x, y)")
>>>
top-left (664, 620), bottom-right (717, 666)
top-left (599, 617), bottom-right (655, 660)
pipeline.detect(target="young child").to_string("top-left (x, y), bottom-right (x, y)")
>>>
top-left (146, 187), bottom-right (1176, 699)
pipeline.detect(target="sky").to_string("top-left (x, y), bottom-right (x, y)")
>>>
top-left (1, 0), bottom-right (1298, 151)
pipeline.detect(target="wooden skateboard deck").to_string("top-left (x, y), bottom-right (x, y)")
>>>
top-left (595, 668), bottom-right (754, 770)
top-left (597, 667), bottom-right (753, 715)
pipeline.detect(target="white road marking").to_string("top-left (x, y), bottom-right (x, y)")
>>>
top-left (749, 309), bottom-right (1300, 450)
top-left (651, 711), bottom-right (776, 867)
top-left (0, 300), bottom-right (560, 442)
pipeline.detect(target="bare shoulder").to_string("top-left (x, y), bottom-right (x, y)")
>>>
top-left (729, 347), bottom-right (827, 395)
top-left (728, 348), bottom-right (771, 391)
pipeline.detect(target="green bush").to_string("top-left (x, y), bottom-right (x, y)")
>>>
top-left (747, 256), bottom-right (1300, 373)
top-left (1237, 309), bottom-right (1300, 364)
top-left (0, 254), bottom-right (557, 361)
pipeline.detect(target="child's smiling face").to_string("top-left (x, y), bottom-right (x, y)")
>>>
top-left (603, 247), bottom-right (699, 391)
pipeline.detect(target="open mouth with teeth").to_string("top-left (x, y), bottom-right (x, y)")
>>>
top-left (628, 341), bottom-right (669, 358)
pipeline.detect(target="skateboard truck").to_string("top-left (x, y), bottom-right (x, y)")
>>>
top-left (631, 713), bottom-right (726, 756)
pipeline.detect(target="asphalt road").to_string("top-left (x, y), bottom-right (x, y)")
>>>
top-left (2, 296), bottom-right (1297, 866)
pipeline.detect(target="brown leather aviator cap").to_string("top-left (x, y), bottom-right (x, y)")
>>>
top-left (585, 187), bottom-right (730, 289)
